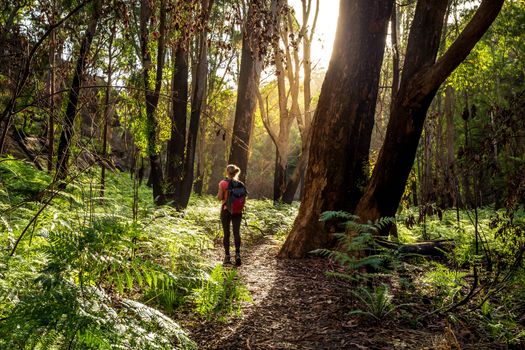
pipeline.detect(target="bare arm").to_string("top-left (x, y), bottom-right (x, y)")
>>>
top-left (217, 183), bottom-right (224, 201)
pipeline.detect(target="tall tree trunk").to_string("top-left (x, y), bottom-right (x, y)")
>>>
top-left (47, 15), bottom-right (56, 172)
top-left (228, 0), bottom-right (270, 181)
top-left (281, 140), bottom-right (308, 203)
top-left (140, 0), bottom-right (167, 205)
top-left (166, 42), bottom-right (189, 202)
top-left (100, 18), bottom-right (116, 199)
top-left (279, 0), bottom-right (394, 258)
top-left (177, 0), bottom-right (213, 208)
top-left (177, 0), bottom-right (212, 209)
top-left (272, 12), bottom-right (294, 201)
top-left (55, 0), bottom-right (101, 183)
top-left (280, 0), bottom-right (319, 203)
top-left (354, 0), bottom-right (504, 230)
top-left (193, 114), bottom-right (207, 195)
top-left (391, 2), bottom-right (400, 100)
top-left (444, 85), bottom-right (456, 208)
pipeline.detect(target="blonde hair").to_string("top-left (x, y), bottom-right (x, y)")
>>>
top-left (226, 164), bottom-right (241, 180)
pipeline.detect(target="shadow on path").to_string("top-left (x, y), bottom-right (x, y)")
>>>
top-left (186, 236), bottom-right (448, 350)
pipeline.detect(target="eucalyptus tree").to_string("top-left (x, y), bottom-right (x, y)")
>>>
top-left (165, 0), bottom-right (214, 209)
top-left (259, 0), bottom-right (319, 203)
top-left (165, 2), bottom-right (192, 207)
top-left (280, 0), bottom-right (394, 258)
top-left (137, 0), bottom-right (168, 204)
top-left (354, 0), bottom-right (504, 230)
top-left (228, 0), bottom-right (278, 181)
top-left (177, 0), bottom-right (214, 209)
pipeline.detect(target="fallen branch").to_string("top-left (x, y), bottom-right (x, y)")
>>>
top-left (375, 238), bottom-right (455, 257)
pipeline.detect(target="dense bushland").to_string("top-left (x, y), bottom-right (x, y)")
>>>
top-left (316, 207), bottom-right (525, 347)
top-left (0, 158), bottom-right (296, 349)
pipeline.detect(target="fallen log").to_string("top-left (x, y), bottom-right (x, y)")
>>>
top-left (375, 238), bottom-right (455, 257)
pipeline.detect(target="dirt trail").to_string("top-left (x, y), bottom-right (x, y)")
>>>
top-left (186, 236), bottom-right (492, 350)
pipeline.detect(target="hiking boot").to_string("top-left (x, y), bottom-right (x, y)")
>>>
top-left (235, 253), bottom-right (242, 266)
top-left (223, 255), bottom-right (231, 266)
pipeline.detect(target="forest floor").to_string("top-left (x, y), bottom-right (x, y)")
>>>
top-left (184, 234), bottom-right (501, 350)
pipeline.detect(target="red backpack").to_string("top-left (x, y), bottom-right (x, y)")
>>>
top-left (226, 180), bottom-right (247, 214)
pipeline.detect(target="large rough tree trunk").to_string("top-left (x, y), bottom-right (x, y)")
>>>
top-left (228, 0), bottom-right (270, 181)
top-left (140, 0), bottom-right (167, 205)
top-left (55, 0), bottom-right (101, 182)
top-left (279, 0), bottom-right (394, 258)
top-left (354, 0), bottom-right (504, 229)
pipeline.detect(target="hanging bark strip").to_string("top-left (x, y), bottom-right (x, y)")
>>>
top-left (279, 0), bottom-right (394, 258)
top-left (354, 0), bottom-right (505, 231)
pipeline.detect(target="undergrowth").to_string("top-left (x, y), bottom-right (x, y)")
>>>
top-left (0, 158), bottom-right (292, 349)
top-left (317, 207), bottom-right (525, 346)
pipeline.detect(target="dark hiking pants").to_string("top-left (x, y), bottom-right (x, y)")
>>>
top-left (220, 209), bottom-right (242, 256)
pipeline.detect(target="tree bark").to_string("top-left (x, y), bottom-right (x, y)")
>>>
top-left (100, 18), bottom-right (116, 199)
top-left (354, 0), bottom-right (504, 230)
top-left (178, 0), bottom-right (212, 208)
top-left (391, 2), bottom-right (400, 100)
top-left (279, 0), bottom-right (394, 258)
top-left (166, 42), bottom-right (189, 203)
top-left (55, 0), bottom-right (101, 183)
top-left (228, 0), bottom-right (270, 181)
top-left (140, 0), bottom-right (167, 205)
top-left (47, 14), bottom-right (57, 172)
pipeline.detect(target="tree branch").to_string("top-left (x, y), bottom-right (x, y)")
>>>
top-left (425, 0), bottom-right (504, 94)
top-left (256, 88), bottom-right (278, 146)
top-left (0, 0), bottom-right (93, 125)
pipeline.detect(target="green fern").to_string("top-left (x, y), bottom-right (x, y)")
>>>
top-left (349, 284), bottom-right (412, 324)
top-left (312, 213), bottom-right (396, 278)
top-left (192, 264), bottom-right (252, 320)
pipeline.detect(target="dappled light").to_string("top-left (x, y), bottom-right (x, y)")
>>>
top-left (1, 0), bottom-right (524, 349)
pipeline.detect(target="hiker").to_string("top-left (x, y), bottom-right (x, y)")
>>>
top-left (217, 164), bottom-right (247, 266)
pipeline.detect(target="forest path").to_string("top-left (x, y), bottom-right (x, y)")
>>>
top-left (186, 235), bottom-right (451, 350)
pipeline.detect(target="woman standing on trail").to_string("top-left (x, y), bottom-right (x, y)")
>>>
top-left (217, 164), bottom-right (245, 266)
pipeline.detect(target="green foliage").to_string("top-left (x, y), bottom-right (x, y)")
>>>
top-left (312, 213), bottom-right (396, 277)
top-left (0, 216), bottom-right (198, 349)
top-left (243, 200), bottom-right (298, 239)
top-left (0, 157), bottom-right (51, 201)
top-left (421, 263), bottom-right (467, 307)
top-left (192, 264), bottom-right (251, 321)
top-left (349, 285), bottom-right (411, 324)
top-left (0, 159), bottom-right (258, 349)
